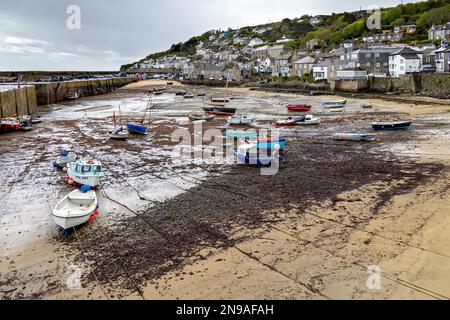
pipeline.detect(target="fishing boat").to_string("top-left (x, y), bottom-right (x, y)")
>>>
top-left (184, 93), bottom-right (195, 98)
top-left (224, 129), bottom-right (258, 139)
top-left (52, 189), bottom-right (98, 230)
top-left (234, 144), bottom-right (282, 166)
top-left (188, 114), bottom-right (215, 122)
top-left (287, 104), bottom-right (312, 112)
top-left (153, 90), bottom-right (164, 96)
top-left (323, 100), bottom-right (347, 108)
top-left (372, 121), bottom-right (412, 131)
top-left (65, 91), bottom-right (80, 100)
top-left (228, 115), bottom-right (254, 125)
top-left (67, 159), bottom-right (104, 188)
top-left (54, 150), bottom-right (78, 168)
top-left (175, 90), bottom-right (187, 96)
top-left (0, 117), bottom-right (29, 133)
top-left (334, 133), bottom-right (377, 142)
top-left (204, 107), bottom-right (237, 116)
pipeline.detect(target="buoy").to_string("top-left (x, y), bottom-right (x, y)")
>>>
top-left (68, 179), bottom-right (74, 185)
top-left (65, 176), bottom-right (70, 180)
top-left (89, 215), bottom-right (95, 221)
top-left (93, 210), bottom-right (99, 215)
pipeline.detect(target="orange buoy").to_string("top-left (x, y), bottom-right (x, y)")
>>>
top-left (68, 179), bottom-right (74, 185)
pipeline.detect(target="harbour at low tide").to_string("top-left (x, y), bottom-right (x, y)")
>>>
top-left (1, 80), bottom-right (449, 300)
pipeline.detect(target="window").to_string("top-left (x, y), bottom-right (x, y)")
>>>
top-left (82, 166), bottom-right (91, 173)
top-left (93, 166), bottom-right (102, 173)
top-left (375, 53), bottom-right (380, 58)
top-left (376, 63), bottom-right (381, 67)
top-left (365, 53), bottom-right (371, 58)
top-left (366, 62), bottom-right (371, 67)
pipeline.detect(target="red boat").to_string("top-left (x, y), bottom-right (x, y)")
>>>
top-left (287, 104), bottom-right (311, 112)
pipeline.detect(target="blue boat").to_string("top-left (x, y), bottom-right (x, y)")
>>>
top-left (322, 100), bottom-right (347, 108)
top-left (254, 138), bottom-right (286, 150)
top-left (127, 123), bottom-right (147, 135)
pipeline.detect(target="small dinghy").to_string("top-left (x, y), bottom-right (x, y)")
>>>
top-left (228, 115), bottom-right (254, 125)
top-left (243, 137), bottom-right (286, 151)
top-left (175, 90), bottom-right (187, 96)
top-left (65, 91), bottom-right (80, 100)
top-left (334, 133), bottom-right (377, 142)
top-left (110, 127), bottom-right (129, 140)
top-left (372, 121), bottom-right (412, 131)
top-left (54, 150), bottom-right (78, 168)
top-left (184, 93), bottom-right (195, 98)
top-left (323, 100), bottom-right (347, 108)
top-left (224, 129), bottom-right (258, 139)
top-left (287, 104), bottom-right (311, 112)
top-left (275, 119), bottom-right (298, 127)
top-left (52, 189), bottom-right (98, 230)
top-left (67, 159), bottom-right (104, 188)
top-left (188, 114), bottom-right (215, 122)
top-left (235, 144), bottom-right (282, 166)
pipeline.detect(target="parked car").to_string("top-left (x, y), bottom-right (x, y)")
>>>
top-left (420, 65), bottom-right (436, 73)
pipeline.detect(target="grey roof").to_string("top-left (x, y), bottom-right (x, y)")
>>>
top-left (391, 47), bottom-right (421, 56)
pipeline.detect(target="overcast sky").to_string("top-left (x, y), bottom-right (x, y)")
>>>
top-left (0, 0), bottom-right (417, 71)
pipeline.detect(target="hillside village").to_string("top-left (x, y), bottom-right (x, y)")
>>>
top-left (122, 1), bottom-right (450, 85)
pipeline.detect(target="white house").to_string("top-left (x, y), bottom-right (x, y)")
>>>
top-left (389, 47), bottom-right (422, 77)
top-left (313, 60), bottom-right (347, 81)
top-left (248, 38), bottom-right (264, 47)
top-left (435, 46), bottom-right (450, 72)
top-left (428, 23), bottom-right (450, 41)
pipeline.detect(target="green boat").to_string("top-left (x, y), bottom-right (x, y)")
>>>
top-left (223, 129), bottom-right (258, 139)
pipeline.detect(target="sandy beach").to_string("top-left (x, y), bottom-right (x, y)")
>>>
top-left (1, 80), bottom-right (449, 300)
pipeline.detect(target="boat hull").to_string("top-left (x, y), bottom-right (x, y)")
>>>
top-left (127, 123), bottom-right (147, 135)
top-left (52, 190), bottom-right (97, 230)
top-left (334, 133), bottom-right (377, 142)
top-left (255, 139), bottom-right (286, 150)
top-left (287, 105), bottom-right (311, 112)
top-left (67, 167), bottom-right (102, 188)
top-left (224, 130), bottom-right (258, 139)
top-left (235, 151), bottom-right (278, 166)
top-left (372, 122), bottom-right (412, 131)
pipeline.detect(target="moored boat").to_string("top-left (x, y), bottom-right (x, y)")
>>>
top-left (224, 129), bottom-right (258, 139)
top-left (275, 119), bottom-right (297, 127)
top-left (293, 115), bottom-right (321, 125)
top-left (204, 107), bottom-right (237, 116)
top-left (234, 144), bottom-right (282, 166)
top-left (188, 114), bottom-right (215, 122)
top-left (287, 104), bottom-right (312, 112)
top-left (243, 137), bottom-right (286, 151)
top-left (228, 115), bottom-right (254, 125)
top-left (334, 133), bottom-right (377, 142)
top-left (54, 150), bottom-right (78, 168)
top-left (184, 93), bottom-right (195, 98)
top-left (65, 91), bottom-right (80, 100)
top-left (323, 100), bottom-right (347, 108)
top-left (372, 121), bottom-right (412, 131)
top-left (110, 127), bottom-right (129, 140)
top-left (0, 117), bottom-right (30, 133)
top-left (175, 90), bottom-right (187, 96)
top-left (52, 189), bottom-right (98, 230)
top-left (126, 123), bottom-right (147, 135)
top-left (67, 159), bottom-right (104, 188)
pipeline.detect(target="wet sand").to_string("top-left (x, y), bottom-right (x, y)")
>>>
top-left (0, 80), bottom-right (449, 300)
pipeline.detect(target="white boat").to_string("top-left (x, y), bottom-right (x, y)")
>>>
top-left (110, 128), bottom-right (129, 140)
top-left (67, 159), bottom-right (104, 187)
top-left (334, 133), bottom-right (377, 142)
top-left (228, 115), bottom-right (254, 125)
top-left (52, 189), bottom-right (98, 230)
top-left (292, 115), bottom-right (321, 125)
top-left (54, 151), bottom-right (78, 168)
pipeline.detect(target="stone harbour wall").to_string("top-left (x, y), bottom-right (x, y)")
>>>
top-left (34, 77), bottom-right (136, 105)
top-left (0, 85), bottom-right (38, 117)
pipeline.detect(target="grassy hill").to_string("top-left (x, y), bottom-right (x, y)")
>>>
top-left (121, 0), bottom-right (450, 70)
